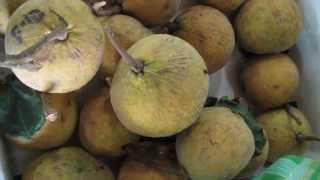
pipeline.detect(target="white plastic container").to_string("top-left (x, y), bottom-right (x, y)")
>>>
top-left (0, 0), bottom-right (319, 179)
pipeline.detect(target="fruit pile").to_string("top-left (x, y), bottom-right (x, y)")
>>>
top-left (0, 0), bottom-right (318, 180)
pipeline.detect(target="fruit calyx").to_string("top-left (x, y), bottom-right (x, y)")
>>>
top-left (205, 96), bottom-right (267, 156)
top-left (0, 9), bottom-right (69, 71)
top-left (105, 27), bottom-right (144, 74)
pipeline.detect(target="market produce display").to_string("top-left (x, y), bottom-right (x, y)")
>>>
top-left (0, 0), bottom-right (318, 180)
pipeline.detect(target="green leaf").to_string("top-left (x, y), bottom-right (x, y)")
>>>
top-left (0, 77), bottom-right (46, 139)
top-left (208, 96), bottom-right (267, 156)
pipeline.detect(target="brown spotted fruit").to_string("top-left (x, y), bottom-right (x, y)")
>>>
top-left (79, 87), bottom-right (139, 157)
top-left (242, 54), bottom-right (300, 110)
top-left (176, 106), bottom-right (255, 180)
top-left (174, 5), bottom-right (235, 74)
top-left (258, 106), bottom-right (319, 162)
top-left (236, 0), bottom-right (303, 54)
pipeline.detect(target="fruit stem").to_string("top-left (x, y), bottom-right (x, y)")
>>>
top-left (296, 133), bottom-right (320, 143)
top-left (0, 9), bottom-right (69, 71)
top-left (105, 27), bottom-right (144, 74)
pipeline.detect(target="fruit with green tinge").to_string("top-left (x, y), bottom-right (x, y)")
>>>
top-left (23, 147), bottom-right (115, 180)
top-left (99, 15), bottom-right (152, 78)
top-left (174, 5), bottom-right (235, 74)
top-left (200, 0), bottom-right (245, 13)
top-left (122, 0), bottom-right (181, 26)
top-left (176, 107), bottom-right (255, 180)
top-left (108, 32), bottom-right (209, 137)
top-left (258, 107), bottom-right (316, 162)
top-left (4, 0), bottom-right (105, 93)
top-left (242, 54), bottom-right (300, 110)
top-left (79, 87), bottom-right (139, 157)
top-left (236, 0), bottom-right (303, 54)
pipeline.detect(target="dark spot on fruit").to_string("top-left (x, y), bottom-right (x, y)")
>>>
top-left (77, 166), bottom-right (84, 173)
top-left (23, 9), bottom-right (45, 24)
top-left (97, 160), bottom-right (106, 169)
top-left (273, 85), bottom-right (280, 89)
top-left (203, 69), bottom-right (208, 74)
top-left (209, 139), bottom-right (218, 146)
top-left (11, 9), bottom-right (45, 43)
top-left (197, 32), bottom-right (206, 44)
top-left (11, 25), bottom-right (23, 43)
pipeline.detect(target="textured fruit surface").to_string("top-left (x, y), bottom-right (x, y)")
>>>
top-left (0, 0), bottom-right (9, 33)
top-left (201, 0), bottom-right (245, 12)
top-left (5, 0), bottom-right (105, 93)
top-left (100, 15), bottom-right (152, 77)
top-left (236, 0), bottom-right (302, 54)
top-left (122, 0), bottom-right (180, 25)
top-left (175, 5), bottom-right (235, 74)
top-left (258, 107), bottom-right (313, 162)
top-left (8, 93), bottom-right (77, 149)
top-left (111, 34), bottom-right (209, 137)
top-left (23, 147), bottom-right (115, 180)
top-left (79, 87), bottom-right (139, 157)
top-left (176, 107), bottom-right (255, 180)
top-left (236, 131), bottom-right (269, 179)
top-left (242, 54), bottom-right (299, 110)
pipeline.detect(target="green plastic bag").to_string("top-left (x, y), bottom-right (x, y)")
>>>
top-left (253, 155), bottom-right (320, 180)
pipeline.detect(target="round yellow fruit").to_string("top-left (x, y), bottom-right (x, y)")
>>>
top-left (5, 0), bottom-right (105, 93)
top-left (79, 87), bottom-right (139, 157)
top-left (201, 0), bottom-right (245, 13)
top-left (236, 0), bottom-right (303, 54)
top-left (175, 5), bottom-right (235, 74)
top-left (176, 107), bottom-right (255, 180)
top-left (122, 0), bottom-right (181, 26)
top-left (100, 15), bottom-right (152, 77)
top-left (242, 54), bottom-right (300, 110)
top-left (23, 147), bottom-right (115, 180)
top-left (110, 34), bottom-right (209, 137)
top-left (258, 107), bottom-right (313, 162)
top-left (7, 93), bottom-right (77, 149)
